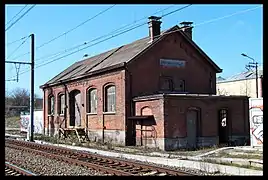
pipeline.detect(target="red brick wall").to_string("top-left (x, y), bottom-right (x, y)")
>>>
top-left (164, 96), bottom-right (249, 138)
top-left (43, 69), bottom-right (126, 132)
top-left (128, 33), bottom-right (217, 98)
top-left (135, 99), bottom-right (164, 140)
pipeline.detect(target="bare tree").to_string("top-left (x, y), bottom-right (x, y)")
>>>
top-left (10, 88), bottom-right (30, 107)
top-left (5, 88), bottom-right (43, 116)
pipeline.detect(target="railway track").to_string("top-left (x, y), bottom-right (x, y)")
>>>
top-left (5, 161), bottom-right (37, 176)
top-left (5, 138), bottom-right (197, 176)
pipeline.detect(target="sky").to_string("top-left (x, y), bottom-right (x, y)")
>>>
top-left (5, 4), bottom-right (263, 97)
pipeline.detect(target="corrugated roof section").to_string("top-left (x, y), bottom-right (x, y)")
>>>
top-left (45, 37), bottom-right (151, 85)
top-left (217, 69), bottom-right (263, 83)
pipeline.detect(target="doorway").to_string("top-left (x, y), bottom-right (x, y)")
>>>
top-left (218, 109), bottom-right (228, 144)
top-left (186, 110), bottom-right (197, 149)
top-left (69, 90), bottom-right (82, 127)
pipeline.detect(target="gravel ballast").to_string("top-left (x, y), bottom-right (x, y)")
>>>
top-left (5, 147), bottom-right (108, 176)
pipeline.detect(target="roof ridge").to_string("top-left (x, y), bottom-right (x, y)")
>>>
top-left (84, 45), bottom-right (124, 74)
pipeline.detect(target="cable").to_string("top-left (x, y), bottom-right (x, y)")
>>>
top-left (5, 5), bottom-right (36, 32)
top-left (6, 35), bottom-right (30, 60)
top-left (5, 5), bottom-right (28, 26)
top-left (5, 35), bottom-right (29, 46)
top-left (7, 4), bottom-right (193, 78)
top-left (7, 5), bottom-right (260, 81)
top-left (17, 4), bottom-right (183, 64)
top-left (36, 4), bottom-right (116, 50)
top-left (104, 5), bottom-right (176, 35)
top-left (11, 4), bottom-right (172, 61)
top-left (161, 4), bottom-right (192, 17)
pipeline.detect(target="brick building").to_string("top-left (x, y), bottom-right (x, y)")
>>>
top-left (40, 16), bottom-right (249, 150)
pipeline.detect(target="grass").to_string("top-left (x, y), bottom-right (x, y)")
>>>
top-left (202, 159), bottom-right (263, 171)
top-left (211, 151), bottom-right (263, 160)
top-left (5, 116), bottom-right (20, 128)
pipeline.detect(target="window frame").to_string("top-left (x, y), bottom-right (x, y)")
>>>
top-left (87, 88), bottom-right (98, 114)
top-left (104, 85), bottom-right (116, 113)
top-left (58, 93), bottom-right (65, 116)
top-left (174, 79), bottom-right (185, 92)
top-left (159, 76), bottom-right (173, 91)
top-left (48, 95), bottom-right (54, 115)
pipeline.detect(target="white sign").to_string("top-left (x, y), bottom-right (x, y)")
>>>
top-left (20, 110), bottom-right (43, 134)
top-left (249, 98), bottom-right (263, 147)
top-left (160, 59), bottom-right (185, 68)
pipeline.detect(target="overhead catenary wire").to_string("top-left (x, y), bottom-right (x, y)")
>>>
top-left (5, 5), bottom-right (28, 26)
top-left (36, 4), bottom-right (116, 50)
top-left (23, 4), bottom-right (186, 65)
top-left (6, 5), bottom-right (261, 81)
top-left (5, 4), bottom-right (36, 32)
top-left (6, 35), bottom-right (30, 60)
top-left (11, 4), bottom-right (174, 61)
top-left (11, 4), bottom-right (116, 61)
top-left (4, 4), bottom-right (193, 79)
top-left (5, 35), bottom-right (29, 46)
top-left (10, 4), bottom-right (182, 74)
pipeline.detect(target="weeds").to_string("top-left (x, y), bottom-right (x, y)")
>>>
top-left (5, 116), bottom-right (20, 128)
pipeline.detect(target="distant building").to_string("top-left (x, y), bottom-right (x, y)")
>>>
top-left (217, 69), bottom-right (263, 98)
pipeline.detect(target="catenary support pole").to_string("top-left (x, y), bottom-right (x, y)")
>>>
top-left (30, 34), bottom-right (35, 142)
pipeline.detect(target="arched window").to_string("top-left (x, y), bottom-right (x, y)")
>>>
top-left (105, 85), bottom-right (116, 112)
top-left (48, 95), bottom-right (54, 115)
top-left (58, 94), bottom-right (65, 115)
top-left (87, 88), bottom-right (97, 113)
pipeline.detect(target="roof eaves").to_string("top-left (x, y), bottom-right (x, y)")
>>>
top-left (43, 62), bottom-right (126, 88)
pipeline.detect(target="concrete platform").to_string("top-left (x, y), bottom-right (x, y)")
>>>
top-left (32, 140), bottom-right (263, 176)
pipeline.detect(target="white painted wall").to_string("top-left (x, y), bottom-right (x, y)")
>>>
top-left (216, 78), bottom-right (262, 98)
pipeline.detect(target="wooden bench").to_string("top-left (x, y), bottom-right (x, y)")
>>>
top-left (59, 127), bottom-right (89, 143)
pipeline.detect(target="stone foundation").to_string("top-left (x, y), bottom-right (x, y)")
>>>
top-left (229, 135), bottom-right (249, 146)
top-left (87, 129), bottom-right (125, 146)
top-left (197, 136), bottom-right (218, 147)
top-left (136, 137), bottom-right (165, 150)
top-left (164, 136), bottom-right (218, 151)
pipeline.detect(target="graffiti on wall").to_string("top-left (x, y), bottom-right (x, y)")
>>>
top-left (249, 98), bottom-right (263, 146)
top-left (20, 111), bottom-right (43, 134)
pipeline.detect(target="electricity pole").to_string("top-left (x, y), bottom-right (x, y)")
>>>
top-left (30, 34), bottom-right (35, 141)
top-left (5, 34), bottom-right (35, 141)
top-left (242, 53), bottom-right (259, 98)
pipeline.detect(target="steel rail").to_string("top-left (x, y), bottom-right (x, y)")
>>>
top-left (5, 161), bottom-right (37, 176)
top-left (6, 138), bottom-right (197, 176)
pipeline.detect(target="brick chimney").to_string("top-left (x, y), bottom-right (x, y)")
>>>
top-left (180, 21), bottom-right (193, 39)
top-left (148, 16), bottom-right (162, 42)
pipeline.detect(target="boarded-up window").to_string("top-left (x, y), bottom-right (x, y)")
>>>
top-left (159, 77), bottom-right (173, 91)
top-left (105, 86), bottom-right (116, 112)
top-left (174, 78), bottom-right (185, 92)
top-left (88, 89), bottom-right (97, 113)
top-left (48, 95), bottom-right (54, 115)
top-left (58, 94), bottom-right (65, 115)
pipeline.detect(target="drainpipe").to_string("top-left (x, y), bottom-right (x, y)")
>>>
top-left (43, 88), bottom-right (46, 135)
top-left (102, 113), bottom-right (105, 143)
top-left (64, 83), bottom-right (67, 128)
top-left (124, 62), bottom-right (134, 145)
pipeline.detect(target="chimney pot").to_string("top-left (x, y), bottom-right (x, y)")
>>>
top-left (180, 21), bottom-right (193, 39)
top-left (148, 16), bottom-right (162, 42)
